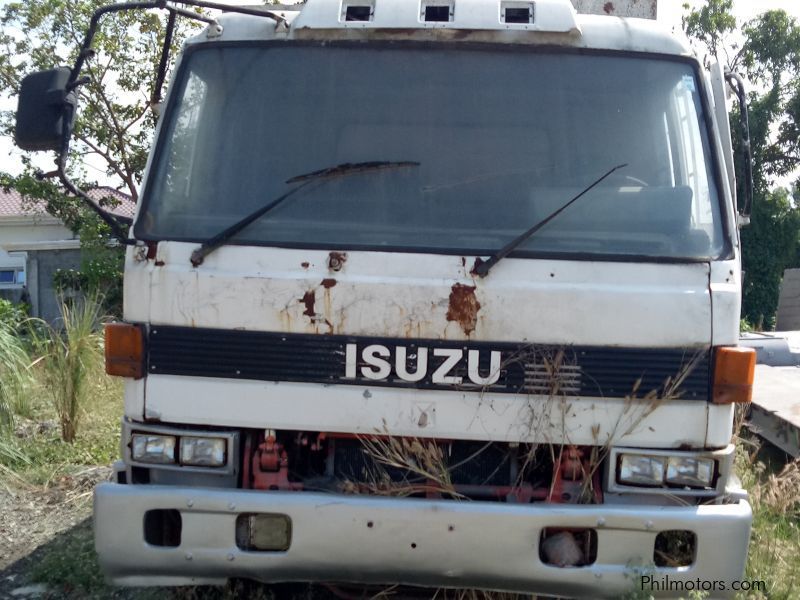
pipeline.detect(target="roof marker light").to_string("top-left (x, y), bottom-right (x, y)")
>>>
top-left (421, 1), bottom-right (454, 22)
top-left (342, 1), bottom-right (374, 22)
top-left (502, 1), bottom-right (534, 24)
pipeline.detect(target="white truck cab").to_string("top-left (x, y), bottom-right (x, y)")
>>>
top-left (15, 0), bottom-right (756, 597)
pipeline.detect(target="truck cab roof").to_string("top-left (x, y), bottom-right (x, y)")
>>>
top-left (192, 0), bottom-right (692, 57)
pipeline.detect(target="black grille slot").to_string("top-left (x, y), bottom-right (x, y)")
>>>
top-left (147, 327), bottom-right (710, 400)
top-left (345, 5), bottom-right (372, 21)
top-left (333, 439), bottom-right (510, 486)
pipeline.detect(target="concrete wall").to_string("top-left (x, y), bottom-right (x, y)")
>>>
top-left (777, 268), bottom-right (800, 331)
top-left (570, 0), bottom-right (657, 19)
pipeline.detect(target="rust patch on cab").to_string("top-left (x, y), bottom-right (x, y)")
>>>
top-left (328, 251), bottom-right (347, 271)
top-left (446, 283), bottom-right (481, 335)
top-left (300, 290), bottom-right (316, 317)
top-left (603, 2), bottom-right (614, 14)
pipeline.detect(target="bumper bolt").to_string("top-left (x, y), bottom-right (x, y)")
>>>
top-left (228, 502), bottom-right (236, 510)
top-left (227, 554), bottom-right (235, 562)
top-left (594, 572), bottom-right (602, 579)
top-left (187, 499), bottom-right (194, 507)
top-left (596, 517), bottom-right (606, 527)
top-left (645, 520), bottom-right (654, 530)
top-left (185, 553), bottom-right (193, 561)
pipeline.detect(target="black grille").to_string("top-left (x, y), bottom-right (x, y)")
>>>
top-left (147, 326), bottom-right (710, 400)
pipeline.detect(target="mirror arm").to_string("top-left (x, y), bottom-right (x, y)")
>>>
top-left (50, 99), bottom-right (136, 246)
top-left (45, 0), bottom-right (292, 245)
top-left (725, 71), bottom-right (753, 219)
top-left (151, 9), bottom-right (177, 109)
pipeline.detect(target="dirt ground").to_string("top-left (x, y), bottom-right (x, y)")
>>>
top-left (0, 467), bottom-right (109, 599)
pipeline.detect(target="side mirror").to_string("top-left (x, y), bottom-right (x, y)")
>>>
top-left (14, 67), bottom-right (76, 152)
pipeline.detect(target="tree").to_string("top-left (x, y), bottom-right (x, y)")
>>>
top-left (0, 0), bottom-right (197, 200)
top-left (0, 1), bottom-right (199, 312)
top-left (683, 1), bottom-right (800, 328)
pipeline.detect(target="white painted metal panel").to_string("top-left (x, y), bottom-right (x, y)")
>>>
top-left (292, 0), bottom-right (580, 33)
top-left (136, 242), bottom-right (712, 347)
top-left (143, 374), bottom-right (713, 448)
top-left (710, 258), bottom-right (741, 347)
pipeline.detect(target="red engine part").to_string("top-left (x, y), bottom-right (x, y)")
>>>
top-left (548, 445), bottom-right (603, 504)
top-left (251, 433), bottom-right (303, 491)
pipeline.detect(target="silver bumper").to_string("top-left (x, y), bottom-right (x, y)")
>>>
top-left (94, 483), bottom-right (751, 599)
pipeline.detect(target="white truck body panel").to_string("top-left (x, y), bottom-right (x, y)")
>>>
top-left (97, 0), bottom-right (751, 594)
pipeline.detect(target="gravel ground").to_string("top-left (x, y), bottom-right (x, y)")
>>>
top-left (0, 467), bottom-right (111, 599)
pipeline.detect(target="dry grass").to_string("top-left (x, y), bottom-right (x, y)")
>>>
top-left (734, 435), bottom-right (800, 600)
top-left (352, 430), bottom-right (463, 498)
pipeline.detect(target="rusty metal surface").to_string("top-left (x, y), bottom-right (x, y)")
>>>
top-left (570, 0), bottom-right (656, 19)
top-left (445, 283), bottom-right (481, 336)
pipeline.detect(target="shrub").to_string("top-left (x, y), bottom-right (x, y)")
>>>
top-left (31, 295), bottom-right (104, 443)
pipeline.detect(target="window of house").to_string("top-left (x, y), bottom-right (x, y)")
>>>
top-left (0, 254), bottom-right (26, 287)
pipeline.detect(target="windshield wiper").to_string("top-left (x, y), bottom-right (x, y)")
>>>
top-left (190, 160), bottom-right (419, 266)
top-left (471, 163), bottom-right (627, 277)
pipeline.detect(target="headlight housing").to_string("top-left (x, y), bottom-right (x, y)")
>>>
top-left (180, 436), bottom-right (227, 467)
top-left (608, 446), bottom-right (728, 496)
top-left (131, 434), bottom-right (176, 464)
top-left (666, 456), bottom-right (715, 488)
top-left (618, 454), bottom-right (666, 486)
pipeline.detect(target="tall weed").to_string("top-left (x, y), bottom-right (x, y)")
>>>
top-left (31, 295), bottom-right (104, 443)
top-left (0, 316), bottom-right (33, 428)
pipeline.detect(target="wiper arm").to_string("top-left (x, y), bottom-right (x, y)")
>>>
top-left (190, 160), bottom-right (419, 267)
top-left (471, 163), bottom-right (627, 277)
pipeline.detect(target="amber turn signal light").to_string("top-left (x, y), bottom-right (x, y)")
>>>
top-left (105, 322), bottom-right (145, 379)
top-left (712, 346), bottom-right (756, 404)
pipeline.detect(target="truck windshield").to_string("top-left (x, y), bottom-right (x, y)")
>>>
top-left (137, 43), bottom-right (726, 260)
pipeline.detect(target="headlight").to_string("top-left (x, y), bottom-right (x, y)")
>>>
top-left (666, 456), bottom-right (715, 488)
top-left (132, 434), bottom-right (176, 464)
top-left (180, 436), bottom-right (227, 467)
top-left (618, 454), bottom-right (665, 486)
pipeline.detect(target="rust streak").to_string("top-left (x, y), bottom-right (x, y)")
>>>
top-left (321, 278), bottom-right (337, 289)
top-left (300, 290), bottom-right (316, 318)
top-left (446, 283), bottom-right (481, 336)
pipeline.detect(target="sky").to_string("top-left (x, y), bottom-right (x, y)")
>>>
top-left (1, 0), bottom-right (800, 188)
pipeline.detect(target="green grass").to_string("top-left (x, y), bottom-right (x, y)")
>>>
top-left (0, 374), bottom-right (122, 485)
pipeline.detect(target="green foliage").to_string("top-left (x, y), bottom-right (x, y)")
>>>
top-left (31, 294), bottom-right (104, 443)
top-left (0, 297), bottom-right (29, 331)
top-left (741, 188), bottom-right (800, 328)
top-left (0, 2), bottom-right (200, 315)
top-left (0, 313), bottom-right (33, 429)
top-left (681, 0), bottom-right (736, 59)
top-left (683, 3), bottom-right (800, 328)
top-left (0, 0), bottom-right (197, 199)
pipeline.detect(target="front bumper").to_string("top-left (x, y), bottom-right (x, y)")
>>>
top-left (94, 482), bottom-right (751, 599)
